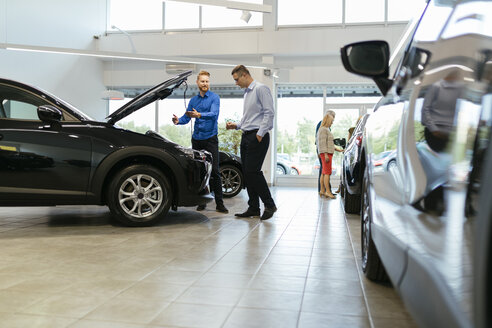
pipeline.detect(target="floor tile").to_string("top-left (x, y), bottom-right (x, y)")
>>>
top-left (238, 289), bottom-right (303, 311)
top-left (223, 307), bottom-right (299, 328)
top-left (175, 286), bottom-right (244, 306)
top-left (193, 272), bottom-right (253, 289)
top-left (84, 295), bottom-right (169, 324)
top-left (150, 303), bottom-right (231, 327)
top-left (0, 313), bottom-right (76, 328)
top-left (298, 312), bottom-right (371, 328)
top-left (302, 292), bottom-right (368, 316)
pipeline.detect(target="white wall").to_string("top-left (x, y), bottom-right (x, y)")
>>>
top-left (0, 0), bottom-right (108, 119)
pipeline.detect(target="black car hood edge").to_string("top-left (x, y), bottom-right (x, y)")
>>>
top-left (106, 70), bottom-right (192, 125)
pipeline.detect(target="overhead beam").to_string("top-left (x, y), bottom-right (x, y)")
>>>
top-left (166, 0), bottom-right (272, 13)
top-left (1, 43), bottom-right (267, 69)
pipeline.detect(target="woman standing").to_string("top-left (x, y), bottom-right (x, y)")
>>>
top-left (317, 113), bottom-right (336, 199)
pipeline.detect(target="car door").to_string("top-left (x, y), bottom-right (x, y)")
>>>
top-left (0, 82), bottom-right (92, 204)
top-left (381, 1), bottom-right (492, 326)
top-left (365, 0), bottom-right (458, 294)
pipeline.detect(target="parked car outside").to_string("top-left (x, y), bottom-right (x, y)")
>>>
top-left (0, 71), bottom-right (214, 227)
top-left (276, 153), bottom-right (301, 175)
top-left (341, 0), bottom-right (492, 327)
top-left (276, 158), bottom-right (300, 175)
top-left (340, 113), bottom-right (370, 213)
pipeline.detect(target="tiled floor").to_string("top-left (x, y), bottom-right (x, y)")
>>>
top-left (0, 187), bottom-right (417, 328)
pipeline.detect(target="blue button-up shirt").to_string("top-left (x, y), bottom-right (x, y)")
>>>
top-left (236, 80), bottom-right (274, 137)
top-left (177, 90), bottom-right (220, 140)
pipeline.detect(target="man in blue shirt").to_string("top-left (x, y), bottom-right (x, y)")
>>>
top-left (172, 70), bottom-right (228, 213)
top-left (226, 65), bottom-right (277, 220)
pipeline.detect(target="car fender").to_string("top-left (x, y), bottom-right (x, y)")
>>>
top-left (88, 146), bottom-right (182, 202)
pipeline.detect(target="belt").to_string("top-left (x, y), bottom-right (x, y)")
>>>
top-left (243, 129), bottom-right (259, 136)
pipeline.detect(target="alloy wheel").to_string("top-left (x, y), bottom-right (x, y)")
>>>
top-left (118, 174), bottom-right (163, 218)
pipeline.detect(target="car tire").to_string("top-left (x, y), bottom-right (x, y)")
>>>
top-left (106, 164), bottom-right (171, 227)
top-left (386, 159), bottom-right (396, 170)
top-left (340, 182), bottom-right (345, 198)
top-left (361, 166), bottom-right (388, 282)
top-left (276, 164), bottom-right (286, 175)
top-left (220, 164), bottom-right (243, 198)
top-left (344, 189), bottom-right (361, 214)
top-left (290, 167), bottom-right (299, 175)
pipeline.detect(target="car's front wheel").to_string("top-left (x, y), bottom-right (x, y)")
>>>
top-left (361, 166), bottom-right (388, 282)
top-left (276, 164), bottom-right (286, 175)
top-left (220, 164), bottom-right (243, 198)
top-left (107, 165), bottom-right (171, 226)
top-left (290, 167), bottom-right (299, 175)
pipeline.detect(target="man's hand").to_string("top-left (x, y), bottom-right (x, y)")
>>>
top-left (256, 135), bottom-right (262, 142)
top-left (185, 108), bottom-right (201, 118)
top-left (172, 114), bottom-right (179, 125)
top-left (226, 122), bottom-right (237, 130)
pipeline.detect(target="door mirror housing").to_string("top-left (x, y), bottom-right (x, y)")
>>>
top-left (341, 40), bottom-right (393, 95)
top-left (38, 105), bottom-right (62, 122)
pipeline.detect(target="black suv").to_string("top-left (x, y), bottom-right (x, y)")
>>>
top-left (0, 71), bottom-right (213, 226)
top-left (341, 0), bottom-right (492, 327)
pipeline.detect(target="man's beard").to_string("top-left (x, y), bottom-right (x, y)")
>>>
top-left (200, 86), bottom-right (209, 92)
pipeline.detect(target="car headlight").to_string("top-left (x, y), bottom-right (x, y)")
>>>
top-left (178, 146), bottom-right (210, 161)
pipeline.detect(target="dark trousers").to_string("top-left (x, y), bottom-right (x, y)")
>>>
top-left (192, 135), bottom-right (223, 205)
top-left (240, 131), bottom-right (275, 210)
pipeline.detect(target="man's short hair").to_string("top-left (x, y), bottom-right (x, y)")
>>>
top-left (231, 65), bottom-right (250, 77)
top-left (197, 70), bottom-right (210, 79)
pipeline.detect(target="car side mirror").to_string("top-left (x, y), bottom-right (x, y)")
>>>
top-left (340, 40), bottom-right (393, 96)
top-left (38, 105), bottom-right (62, 122)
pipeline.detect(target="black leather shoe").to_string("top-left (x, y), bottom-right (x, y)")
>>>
top-left (216, 204), bottom-right (229, 213)
top-left (235, 209), bottom-right (260, 218)
top-left (196, 204), bottom-right (206, 211)
top-left (261, 206), bottom-right (277, 220)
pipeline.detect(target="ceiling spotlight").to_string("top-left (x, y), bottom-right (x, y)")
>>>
top-left (240, 10), bottom-right (252, 23)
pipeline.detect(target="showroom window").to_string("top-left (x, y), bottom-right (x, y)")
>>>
top-left (345, 0), bottom-right (384, 24)
top-left (202, 0), bottom-right (263, 28)
top-left (109, 0), bottom-right (262, 31)
top-left (109, 0), bottom-right (163, 31)
top-left (163, 1), bottom-right (200, 30)
top-left (276, 96), bottom-right (323, 176)
top-left (277, 0), bottom-right (342, 25)
top-left (388, 0), bottom-right (427, 22)
top-left (110, 0), bottom-right (426, 32)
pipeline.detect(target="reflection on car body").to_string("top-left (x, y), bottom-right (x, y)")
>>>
top-left (340, 0), bottom-right (492, 327)
top-left (0, 71), bottom-right (213, 227)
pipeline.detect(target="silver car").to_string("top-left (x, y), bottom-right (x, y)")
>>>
top-left (341, 0), bottom-right (491, 327)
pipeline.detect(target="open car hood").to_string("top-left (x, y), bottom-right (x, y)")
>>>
top-left (106, 70), bottom-right (192, 125)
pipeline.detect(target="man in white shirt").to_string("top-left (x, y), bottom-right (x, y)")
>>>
top-left (226, 65), bottom-right (277, 220)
